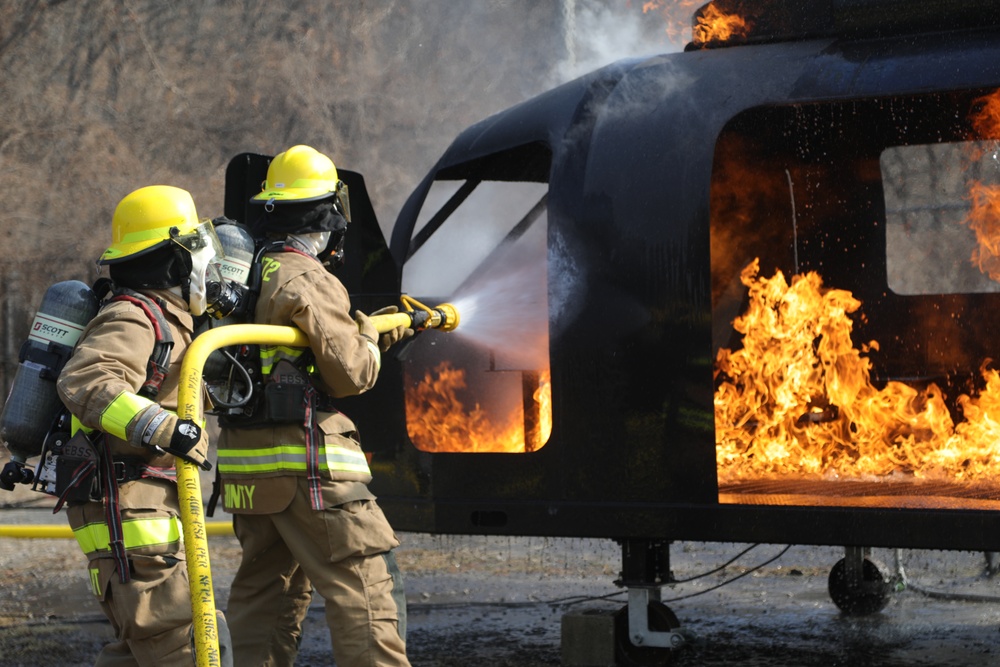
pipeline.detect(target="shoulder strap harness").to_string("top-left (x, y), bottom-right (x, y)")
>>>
top-left (93, 278), bottom-right (174, 399)
top-left (89, 278), bottom-right (177, 583)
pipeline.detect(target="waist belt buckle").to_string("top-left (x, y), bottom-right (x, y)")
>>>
top-left (113, 460), bottom-right (127, 483)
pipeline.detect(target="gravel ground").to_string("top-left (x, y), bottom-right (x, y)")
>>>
top-left (2, 489), bottom-right (1000, 666)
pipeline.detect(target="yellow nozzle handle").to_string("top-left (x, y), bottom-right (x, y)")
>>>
top-left (368, 296), bottom-right (460, 333)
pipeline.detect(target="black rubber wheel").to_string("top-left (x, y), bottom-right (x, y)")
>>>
top-left (828, 556), bottom-right (891, 616)
top-left (613, 600), bottom-right (682, 666)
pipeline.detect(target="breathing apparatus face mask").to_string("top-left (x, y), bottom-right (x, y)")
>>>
top-left (287, 231), bottom-right (332, 258)
top-left (170, 221), bottom-right (225, 316)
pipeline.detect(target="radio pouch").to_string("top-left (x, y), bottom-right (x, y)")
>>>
top-left (263, 359), bottom-right (310, 423)
top-left (35, 430), bottom-right (100, 507)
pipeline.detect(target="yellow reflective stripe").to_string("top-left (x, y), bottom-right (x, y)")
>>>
top-left (72, 516), bottom-right (181, 554)
top-left (71, 414), bottom-right (94, 436)
top-left (287, 177), bottom-right (337, 189)
top-left (99, 391), bottom-right (156, 440)
top-left (88, 566), bottom-right (101, 596)
top-left (119, 219), bottom-right (198, 244)
top-left (217, 445), bottom-right (305, 473)
top-left (325, 445), bottom-right (372, 473)
top-left (218, 444), bottom-right (371, 475)
top-left (259, 345), bottom-right (306, 375)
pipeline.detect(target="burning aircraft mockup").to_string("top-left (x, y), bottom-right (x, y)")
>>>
top-left (223, 0), bottom-right (1000, 662)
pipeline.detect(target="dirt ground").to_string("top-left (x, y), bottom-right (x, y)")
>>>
top-left (2, 487), bottom-right (1000, 666)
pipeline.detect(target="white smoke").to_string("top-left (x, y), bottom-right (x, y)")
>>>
top-left (550, 0), bottom-right (685, 87)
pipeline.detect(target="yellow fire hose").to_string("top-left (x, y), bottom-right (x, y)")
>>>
top-left (0, 522), bottom-right (235, 539)
top-left (177, 324), bottom-right (312, 666)
top-left (177, 295), bottom-right (459, 667)
top-left (176, 298), bottom-right (457, 665)
top-left (375, 294), bottom-right (460, 333)
top-left (0, 296), bottom-right (459, 667)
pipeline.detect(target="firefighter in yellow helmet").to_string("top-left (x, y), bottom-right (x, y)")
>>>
top-left (56, 185), bottom-right (231, 666)
top-left (218, 145), bottom-right (412, 666)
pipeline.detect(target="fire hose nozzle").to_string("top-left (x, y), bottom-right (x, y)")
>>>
top-left (369, 295), bottom-right (460, 334)
top-left (425, 302), bottom-right (460, 332)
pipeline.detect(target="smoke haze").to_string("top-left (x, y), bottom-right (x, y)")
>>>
top-left (0, 0), bottom-right (696, 390)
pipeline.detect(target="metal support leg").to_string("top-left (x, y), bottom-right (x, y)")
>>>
top-left (844, 545), bottom-right (869, 583)
top-left (626, 587), bottom-right (687, 649)
top-left (617, 539), bottom-right (687, 650)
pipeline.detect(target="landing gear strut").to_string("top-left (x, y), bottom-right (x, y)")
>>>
top-left (828, 546), bottom-right (892, 615)
top-left (613, 539), bottom-right (687, 666)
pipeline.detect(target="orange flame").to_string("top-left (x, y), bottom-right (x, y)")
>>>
top-left (692, 4), bottom-right (750, 45)
top-left (715, 259), bottom-right (1000, 484)
top-left (963, 89), bottom-right (1000, 280)
top-left (406, 362), bottom-right (552, 453)
top-left (965, 180), bottom-right (1000, 280)
top-left (641, 0), bottom-right (705, 44)
top-left (970, 89), bottom-right (1000, 137)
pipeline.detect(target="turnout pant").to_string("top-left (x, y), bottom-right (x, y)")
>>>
top-left (227, 482), bottom-right (409, 667)
top-left (67, 482), bottom-right (194, 667)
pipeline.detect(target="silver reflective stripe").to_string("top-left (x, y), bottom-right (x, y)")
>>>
top-left (217, 443), bottom-right (371, 475)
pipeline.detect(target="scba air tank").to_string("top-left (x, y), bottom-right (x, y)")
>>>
top-left (202, 221), bottom-right (258, 412)
top-left (214, 221), bottom-right (255, 288)
top-left (0, 280), bottom-right (99, 461)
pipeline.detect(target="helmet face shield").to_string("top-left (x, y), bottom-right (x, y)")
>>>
top-left (334, 180), bottom-right (351, 223)
top-left (169, 220), bottom-right (225, 259)
top-left (171, 221), bottom-right (225, 316)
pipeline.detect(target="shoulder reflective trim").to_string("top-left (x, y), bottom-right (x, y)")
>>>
top-left (72, 515), bottom-right (181, 554)
top-left (100, 391), bottom-right (156, 440)
top-left (217, 443), bottom-right (371, 475)
top-left (366, 339), bottom-right (381, 372)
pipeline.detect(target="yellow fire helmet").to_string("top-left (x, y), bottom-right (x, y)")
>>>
top-left (100, 185), bottom-right (202, 264)
top-left (251, 145), bottom-right (350, 216)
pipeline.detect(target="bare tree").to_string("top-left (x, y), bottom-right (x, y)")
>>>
top-left (0, 0), bottom-right (668, 391)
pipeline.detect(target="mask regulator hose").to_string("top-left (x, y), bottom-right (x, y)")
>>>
top-left (369, 294), bottom-right (460, 334)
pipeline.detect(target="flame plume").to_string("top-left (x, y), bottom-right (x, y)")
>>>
top-left (692, 4), bottom-right (750, 45)
top-left (641, 0), bottom-right (706, 44)
top-left (406, 362), bottom-right (552, 453)
top-left (964, 90), bottom-right (1000, 280)
top-left (715, 259), bottom-right (1000, 485)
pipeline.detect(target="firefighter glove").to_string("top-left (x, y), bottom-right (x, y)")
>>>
top-left (129, 406), bottom-right (212, 470)
top-left (370, 305), bottom-right (415, 352)
top-left (354, 310), bottom-right (378, 342)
